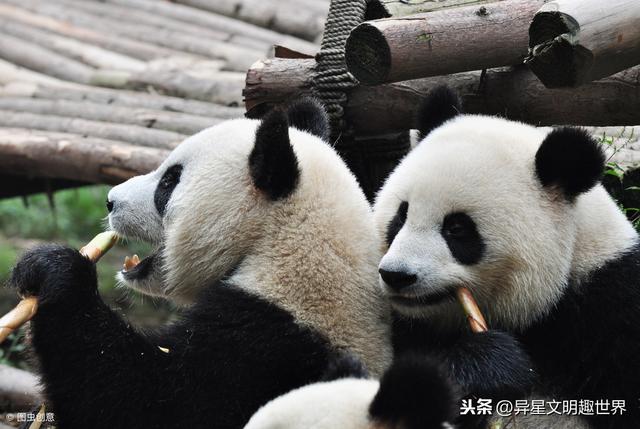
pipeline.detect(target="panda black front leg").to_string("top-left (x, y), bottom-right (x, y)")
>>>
top-left (10, 245), bottom-right (173, 428)
top-left (446, 330), bottom-right (537, 402)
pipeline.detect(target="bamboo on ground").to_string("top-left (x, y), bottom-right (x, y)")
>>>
top-left (345, 0), bottom-right (546, 85)
top-left (526, 0), bottom-right (640, 88)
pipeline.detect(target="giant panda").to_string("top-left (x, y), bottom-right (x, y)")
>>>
top-left (372, 86), bottom-right (640, 429)
top-left (9, 99), bottom-right (392, 429)
top-left (244, 354), bottom-right (460, 429)
top-left (241, 87), bottom-right (640, 429)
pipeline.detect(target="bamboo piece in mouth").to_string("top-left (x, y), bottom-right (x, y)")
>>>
top-left (456, 287), bottom-right (489, 333)
top-left (0, 231), bottom-right (119, 344)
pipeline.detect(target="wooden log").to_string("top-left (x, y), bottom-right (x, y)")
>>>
top-left (0, 32), bottom-right (95, 84)
top-left (104, 0), bottom-right (319, 55)
top-left (0, 59), bottom-right (77, 87)
top-left (345, 0), bottom-right (546, 85)
top-left (0, 3), bottom-right (194, 61)
top-left (55, 0), bottom-right (270, 53)
top-left (2, 0), bottom-right (260, 72)
top-left (0, 111), bottom-right (185, 149)
top-left (0, 364), bottom-right (42, 410)
top-left (0, 17), bottom-right (145, 72)
top-left (244, 58), bottom-right (640, 133)
top-left (173, 0), bottom-right (328, 41)
top-left (2, 82), bottom-right (245, 119)
top-left (526, 0), bottom-right (640, 88)
top-left (0, 98), bottom-right (219, 135)
top-left (0, 128), bottom-right (168, 184)
top-left (125, 69), bottom-right (246, 106)
top-left (373, 0), bottom-right (505, 16)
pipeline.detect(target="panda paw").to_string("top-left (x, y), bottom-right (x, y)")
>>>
top-left (9, 244), bottom-right (98, 307)
top-left (448, 330), bottom-right (537, 401)
top-left (370, 353), bottom-right (459, 429)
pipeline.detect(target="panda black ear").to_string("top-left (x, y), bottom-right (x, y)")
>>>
top-left (250, 110), bottom-right (299, 200)
top-left (286, 98), bottom-right (330, 141)
top-left (535, 127), bottom-right (605, 200)
top-left (416, 85), bottom-right (462, 140)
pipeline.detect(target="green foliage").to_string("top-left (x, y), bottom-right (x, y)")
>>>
top-left (599, 129), bottom-right (640, 231)
top-left (0, 330), bottom-right (28, 370)
top-left (0, 186), bottom-right (109, 246)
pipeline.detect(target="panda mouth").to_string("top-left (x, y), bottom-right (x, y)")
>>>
top-left (390, 288), bottom-right (457, 308)
top-left (121, 249), bottom-right (160, 281)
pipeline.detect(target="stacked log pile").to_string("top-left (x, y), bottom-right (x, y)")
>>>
top-left (244, 0), bottom-right (640, 196)
top-left (0, 0), bottom-right (326, 198)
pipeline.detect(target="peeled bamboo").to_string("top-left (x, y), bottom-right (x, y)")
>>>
top-left (457, 288), bottom-right (489, 333)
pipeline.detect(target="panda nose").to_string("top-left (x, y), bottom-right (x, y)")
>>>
top-left (379, 268), bottom-right (417, 291)
top-left (106, 199), bottom-right (114, 213)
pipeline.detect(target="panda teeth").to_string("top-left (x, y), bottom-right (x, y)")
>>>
top-left (123, 254), bottom-right (141, 272)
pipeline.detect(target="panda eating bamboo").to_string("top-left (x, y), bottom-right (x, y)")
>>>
top-left (9, 99), bottom-right (392, 429)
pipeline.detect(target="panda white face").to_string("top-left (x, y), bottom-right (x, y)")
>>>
top-left (107, 100), bottom-right (336, 304)
top-left (374, 87), bottom-right (636, 330)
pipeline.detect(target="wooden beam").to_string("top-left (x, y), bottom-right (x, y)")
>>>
top-left (526, 0), bottom-right (640, 88)
top-left (0, 98), bottom-right (219, 135)
top-left (0, 111), bottom-right (185, 149)
top-left (0, 129), bottom-right (168, 185)
top-left (1, 82), bottom-right (244, 119)
top-left (244, 58), bottom-right (640, 133)
top-left (345, 0), bottom-right (545, 85)
top-left (374, 0), bottom-right (505, 16)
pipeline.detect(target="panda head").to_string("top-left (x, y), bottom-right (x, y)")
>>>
top-left (374, 86), bottom-right (637, 330)
top-left (107, 99), bottom-right (335, 303)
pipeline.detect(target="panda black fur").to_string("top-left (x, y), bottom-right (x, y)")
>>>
top-left (374, 87), bottom-right (640, 429)
top-left (9, 99), bottom-right (392, 429)
top-left (244, 353), bottom-right (460, 429)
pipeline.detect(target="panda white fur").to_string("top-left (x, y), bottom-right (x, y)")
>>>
top-left (9, 99), bottom-right (391, 429)
top-left (242, 87), bottom-right (640, 429)
top-left (244, 354), bottom-right (459, 429)
top-left (374, 87), bottom-right (640, 429)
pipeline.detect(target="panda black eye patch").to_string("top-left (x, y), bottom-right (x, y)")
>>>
top-left (386, 201), bottom-right (409, 246)
top-left (441, 212), bottom-right (484, 265)
top-left (154, 164), bottom-right (183, 217)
